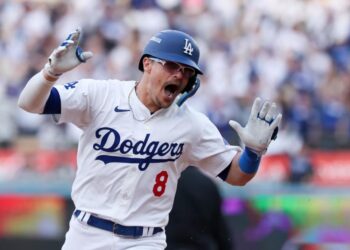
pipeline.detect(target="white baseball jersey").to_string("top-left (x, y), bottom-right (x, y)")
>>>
top-left (55, 79), bottom-right (237, 228)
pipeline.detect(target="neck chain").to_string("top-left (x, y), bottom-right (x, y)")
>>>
top-left (128, 82), bottom-right (149, 122)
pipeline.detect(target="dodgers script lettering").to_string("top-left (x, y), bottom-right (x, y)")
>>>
top-left (93, 127), bottom-right (184, 171)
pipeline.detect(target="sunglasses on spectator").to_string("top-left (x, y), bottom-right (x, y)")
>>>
top-left (149, 57), bottom-right (196, 78)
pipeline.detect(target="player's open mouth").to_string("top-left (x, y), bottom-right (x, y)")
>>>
top-left (164, 84), bottom-right (179, 98)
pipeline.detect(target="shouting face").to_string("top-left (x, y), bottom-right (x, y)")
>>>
top-left (137, 57), bottom-right (196, 112)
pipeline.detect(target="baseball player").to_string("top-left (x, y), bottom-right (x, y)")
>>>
top-left (18, 28), bottom-right (281, 250)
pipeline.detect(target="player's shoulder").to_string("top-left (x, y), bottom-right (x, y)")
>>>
top-left (177, 103), bottom-right (212, 125)
top-left (78, 78), bottom-right (134, 87)
top-left (76, 78), bottom-right (136, 93)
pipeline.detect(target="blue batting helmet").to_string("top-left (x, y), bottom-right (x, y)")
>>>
top-left (138, 30), bottom-right (203, 75)
top-left (138, 30), bottom-right (203, 104)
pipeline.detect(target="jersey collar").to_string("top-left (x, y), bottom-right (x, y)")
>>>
top-left (128, 83), bottom-right (177, 122)
top-left (128, 85), bottom-right (151, 121)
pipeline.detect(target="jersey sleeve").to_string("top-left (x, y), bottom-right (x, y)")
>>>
top-left (54, 79), bottom-right (101, 129)
top-left (187, 114), bottom-right (237, 177)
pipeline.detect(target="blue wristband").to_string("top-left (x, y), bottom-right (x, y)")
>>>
top-left (239, 148), bottom-right (261, 174)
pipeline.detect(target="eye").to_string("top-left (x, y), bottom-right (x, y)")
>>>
top-left (161, 60), bottom-right (196, 78)
top-left (164, 61), bottom-right (180, 72)
top-left (183, 68), bottom-right (195, 78)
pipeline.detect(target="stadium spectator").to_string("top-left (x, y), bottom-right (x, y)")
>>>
top-left (1, 0), bottom-right (350, 152)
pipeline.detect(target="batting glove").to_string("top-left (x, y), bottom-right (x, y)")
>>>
top-left (229, 97), bottom-right (282, 156)
top-left (43, 28), bottom-right (93, 82)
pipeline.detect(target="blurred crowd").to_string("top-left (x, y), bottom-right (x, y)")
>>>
top-left (1, 0), bottom-right (350, 154)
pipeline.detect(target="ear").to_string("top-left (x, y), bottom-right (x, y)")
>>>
top-left (143, 57), bottom-right (152, 73)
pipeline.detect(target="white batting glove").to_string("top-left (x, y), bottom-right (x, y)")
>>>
top-left (43, 28), bottom-right (93, 82)
top-left (229, 97), bottom-right (282, 156)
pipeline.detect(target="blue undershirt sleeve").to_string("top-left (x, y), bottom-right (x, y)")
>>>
top-left (42, 87), bottom-right (61, 114)
top-left (217, 164), bottom-right (231, 181)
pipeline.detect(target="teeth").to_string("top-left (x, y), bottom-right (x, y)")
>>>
top-left (165, 89), bottom-right (173, 97)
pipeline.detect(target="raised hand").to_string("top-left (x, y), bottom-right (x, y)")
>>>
top-left (43, 28), bottom-right (93, 81)
top-left (229, 97), bottom-right (282, 155)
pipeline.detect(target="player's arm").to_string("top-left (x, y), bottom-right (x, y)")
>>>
top-left (223, 98), bottom-right (282, 186)
top-left (18, 28), bottom-right (92, 114)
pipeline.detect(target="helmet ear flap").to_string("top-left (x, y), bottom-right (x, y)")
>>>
top-left (177, 77), bottom-right (200, 107)
top-left (183, 75), bottom-right (197, 93)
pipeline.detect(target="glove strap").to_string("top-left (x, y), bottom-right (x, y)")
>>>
top-left (76, 46), bottom-right (86, 63)
top-left (238, 147), bottom-right (261, 174)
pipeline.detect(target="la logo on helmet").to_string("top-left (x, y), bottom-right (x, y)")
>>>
top-left (183, 39), bottom-right (193, 55)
